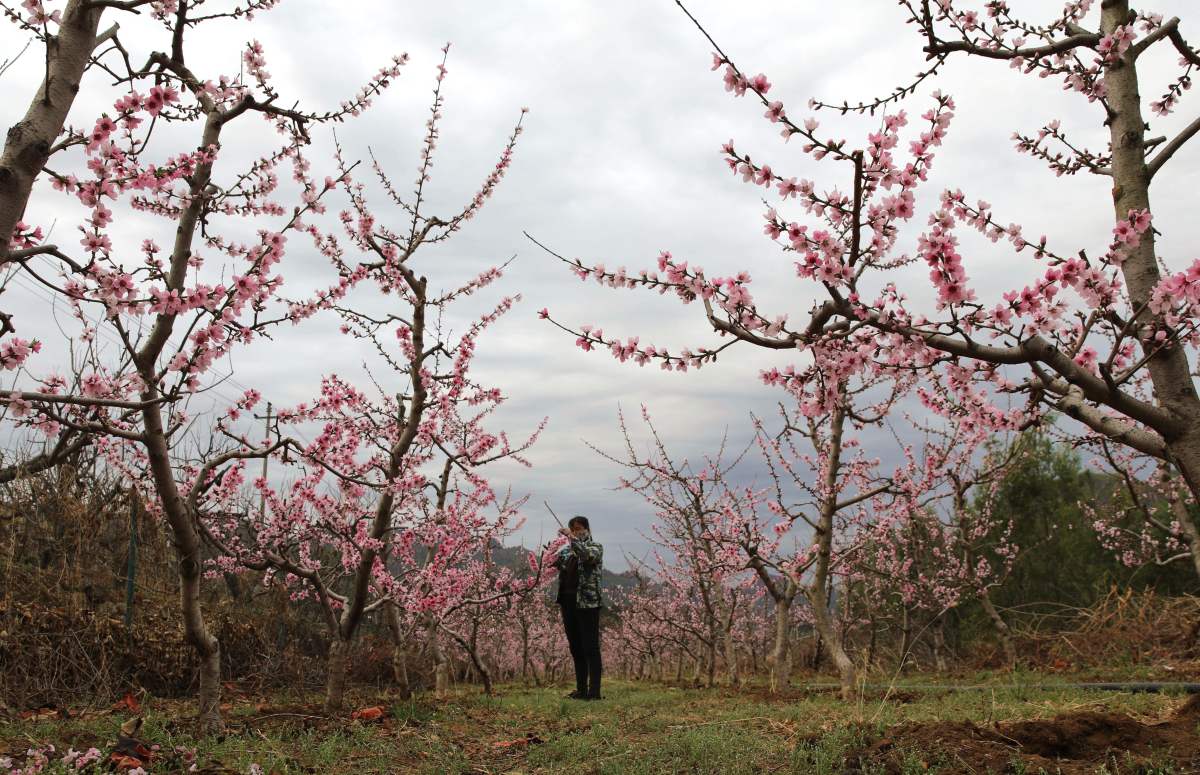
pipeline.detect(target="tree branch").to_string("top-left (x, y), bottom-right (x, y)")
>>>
top-left (1147, 113), bottom-right (1200, 179)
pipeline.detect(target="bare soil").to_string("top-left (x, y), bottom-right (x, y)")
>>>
top-left (846, 694), bottom-right (1200, 774)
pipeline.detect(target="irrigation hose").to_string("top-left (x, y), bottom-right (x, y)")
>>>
top-left (800, 682), bottom-right (1200, 694)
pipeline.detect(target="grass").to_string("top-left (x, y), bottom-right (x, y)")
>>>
top-left (0, 679), bottom-right (1193, 774)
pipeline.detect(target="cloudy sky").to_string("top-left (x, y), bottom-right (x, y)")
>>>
top-left (3, 0), bottom-right (1199, 568)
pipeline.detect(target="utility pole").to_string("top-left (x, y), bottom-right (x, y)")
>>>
top-left (252, 402), bottom-right (277, 621)
top-left (123, 493), bottom-right (138, 629)
top-left (225, 402), bottom-right (273, 603)
top-left (256, 401), bottom-right (273, 518)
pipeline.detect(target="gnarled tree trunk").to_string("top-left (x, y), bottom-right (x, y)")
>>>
top-left (768, 595), bottom-right (793, 693)
top-left (898, 605), bottom-right (913, 673)
top-left (722, 621), bottom-right (739, 687)
top-left (0, 1), bottom-right (106, 275)
top-left (1100, 2), bottom-right (1200, 511)
top-left (427, 619), bottom-right (450, 698)
top-left (143, 406), bottom-right (223, 730)
top-left (385, 602), bottom-right (412, 699)
top-left (806, 402), bottom-right (857, 700)
top-left (979, 589), bottom-right (1017, 669)
top-left (324, 639), bottom-right (350, 714)
top-left (931, 617), bottom-right (948, 673)
top-left (807, 590), bottom-right (856, 700)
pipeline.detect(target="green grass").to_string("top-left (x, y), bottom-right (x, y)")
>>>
top-left (0, 680), bottom-right (1192, 774)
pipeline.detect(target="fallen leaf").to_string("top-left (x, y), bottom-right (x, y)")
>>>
top-left (18, 707), bottom-right (57, 721)
top-left (351, 706), bottom-right (386, 721)
top-left (109, 753), bottom-right (146, 771)
top-left (112, 691), bottom-right (140, 713)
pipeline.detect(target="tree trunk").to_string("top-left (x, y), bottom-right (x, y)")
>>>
top-left (427, 622), bottom-right (450, 699)
top-left (324, 638), bottom-right (350, 714)
top-left (462, 621), bottom-right (493, 695)
top-left (723, 625), bottom-right (739, 687)
top-left (0, 1), bottom-right (105, 273)
top-left (838, 574), bottom-right (853, 662)
top-left (222, 572), bottom-right (241, 600)
top-left (520, 620), bottom-right (534, 686)
top-left (1100, 1), bottom-right (1200, 507)
top-left (867, 614), bottom-right (878, 668)
top-left (470, 650), bottom-right (494, 696)
top-left (195, 638), bottom-right (221, 730)
top-left (133, 81), bottom-right (235, 733)
top-left (768, 595), bottom-right (793, 693)
top-left (1168, 491), bottom-right (1200, 580)
top-left (464, 644), bottom-right (493, 696)
top-left (385, 602), bottom-right (412, 699)
top-left (143, 406), bottom-right (222, 730)
top-left (979, 589), bottom-right (1017, 669)
top-left (809, 592), bottom-right (856, 700)
top-left (435, 657), bottom-right (451, 697)
top-left (805, 401), bottom-right (856, 700)
top-left (898, 605), bottom-right (913, 673)
top-left (931, 618), bottom-right (948, 673)
top-left (393, 646), bottom-right (411, 699)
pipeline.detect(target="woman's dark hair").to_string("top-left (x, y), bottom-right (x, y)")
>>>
top-left (568, 515), bottom-right (590, 531)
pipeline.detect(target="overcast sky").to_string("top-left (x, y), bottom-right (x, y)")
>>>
top-left (3, 1), bottom-right (1199, 568)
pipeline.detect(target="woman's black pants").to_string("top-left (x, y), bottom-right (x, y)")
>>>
top-left (560, 602), bottom-right (601, 698)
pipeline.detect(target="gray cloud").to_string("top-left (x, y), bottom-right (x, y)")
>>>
top-left (3, 0), bottom-right (1198, 567)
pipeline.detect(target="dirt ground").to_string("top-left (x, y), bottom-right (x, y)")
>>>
top-left (846, 694), bottom-right (1200, 774)
top-left (3, 682), bottom-right (1198, 773)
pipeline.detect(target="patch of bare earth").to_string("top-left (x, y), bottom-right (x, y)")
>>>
top-left (846, 694), bottom-right (1200, 774)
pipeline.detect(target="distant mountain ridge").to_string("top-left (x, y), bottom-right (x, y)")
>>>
top-left (489, 540), bottom-right (640, 595)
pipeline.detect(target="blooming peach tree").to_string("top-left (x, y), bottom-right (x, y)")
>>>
top-left (1086, 440), bottom-right (1199, 576)
top-left (536, 0), bottom-right (1200, 577)
top-left (857, 420), bottom-right (1023, 669)
top-left (597, 407), bottom-right (755, 688)
top-left (0, 0), bottom-right (409, 729)
top-left (196, 51), bottom-right (543, 712)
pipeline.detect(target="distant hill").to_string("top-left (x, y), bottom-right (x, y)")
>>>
top-left (490, 541), bottom-right (640, 595)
